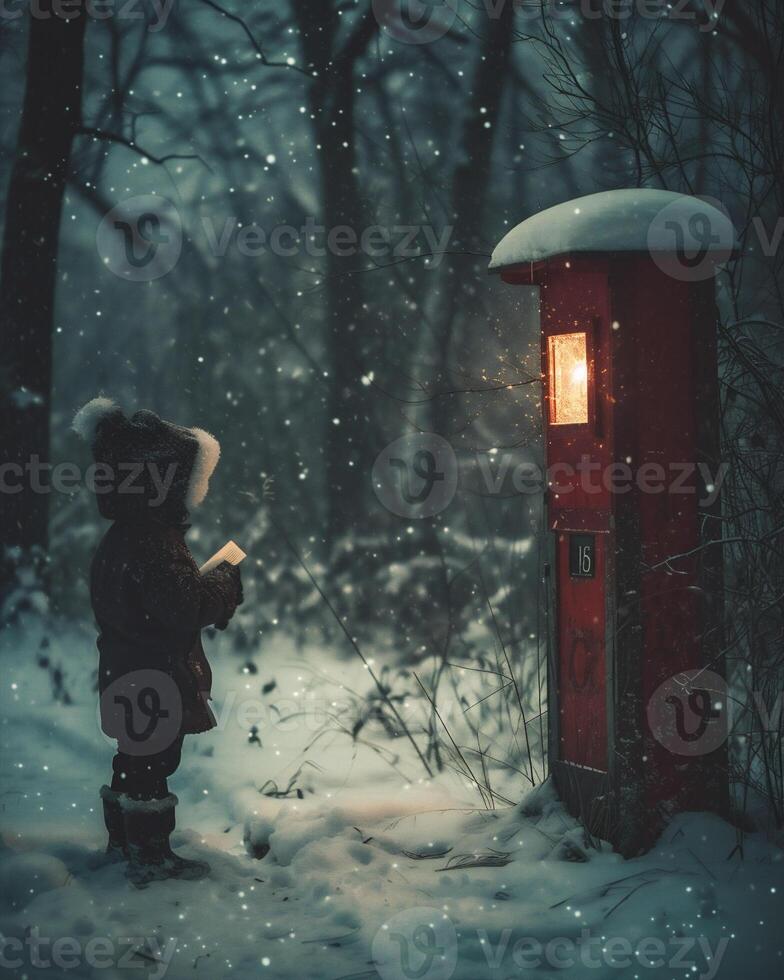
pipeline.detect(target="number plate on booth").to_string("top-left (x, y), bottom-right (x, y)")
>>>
top-left (569, 533), bottom-right (595, 578)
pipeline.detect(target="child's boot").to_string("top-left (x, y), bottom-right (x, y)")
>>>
top-left (121, 793), bottom-right (210, 888)
top-left (96, 785), bottom-right (127, 864)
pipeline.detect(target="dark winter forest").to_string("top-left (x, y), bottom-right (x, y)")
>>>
top-left (0, 2), bottom-right (782, 978)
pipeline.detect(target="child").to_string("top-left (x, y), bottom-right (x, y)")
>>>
top-left (74, 398), bottom-right (243, 887)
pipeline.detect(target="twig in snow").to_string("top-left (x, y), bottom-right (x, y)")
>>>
top-left (436, 850), bottom-right (512, 871)
top-left (279, 526), bottom-right (434, 778)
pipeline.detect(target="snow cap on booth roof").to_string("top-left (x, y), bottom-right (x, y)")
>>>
top-left (488, 189), bottom-right (737, 271)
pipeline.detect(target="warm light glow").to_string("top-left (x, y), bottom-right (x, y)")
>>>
top-left (548, 332), bottom-right (589, 425)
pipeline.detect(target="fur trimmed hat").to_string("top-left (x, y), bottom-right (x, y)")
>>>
top-left (73, 398), bottom-right (220, 521)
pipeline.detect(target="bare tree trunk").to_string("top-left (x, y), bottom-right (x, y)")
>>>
top-left (293, 1), bottom-right (378, 548)
top-left (432, 0), bottom-right (514, 437)
top-left (0, 3), bottom-right (88, 594)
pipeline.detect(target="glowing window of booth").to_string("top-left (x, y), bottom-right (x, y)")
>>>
top-left (548, 332), bottom-right (589, 425)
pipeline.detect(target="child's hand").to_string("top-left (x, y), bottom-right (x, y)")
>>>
top-left (210, 562), bottom-right (243, 630)
top-left (219, 561), bottom-right (243, 606)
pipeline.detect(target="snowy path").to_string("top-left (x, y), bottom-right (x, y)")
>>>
top-left (1, 618), bottom-right (781, 979)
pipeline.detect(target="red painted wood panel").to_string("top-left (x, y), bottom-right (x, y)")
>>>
top-left (541, 261), bottom-right (612, 772)
top-left (541, 263), bottom-right (614, 517)
top-left (626, 261), bottom-right (703, 807)
top-left (510, 249), bottom-right (724, 834)
top-left (556, 530), bottom-right (608, 770)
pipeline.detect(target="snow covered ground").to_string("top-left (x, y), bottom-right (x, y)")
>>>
top-left (0, 614), bottom-right (781, 980)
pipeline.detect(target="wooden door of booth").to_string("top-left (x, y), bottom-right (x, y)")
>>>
top-left (556, 529), bottom-right (608, 771)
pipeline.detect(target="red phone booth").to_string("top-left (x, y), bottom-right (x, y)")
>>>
top-left (490, 190), bottom-right (736, 854)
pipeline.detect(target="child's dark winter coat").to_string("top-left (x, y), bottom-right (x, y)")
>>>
top-left (74, 398), bottom-right (242, 778)
top-left (75, 397), bottom-right (243, 883)
top-left (91, 519), bottom-right (239, 736)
